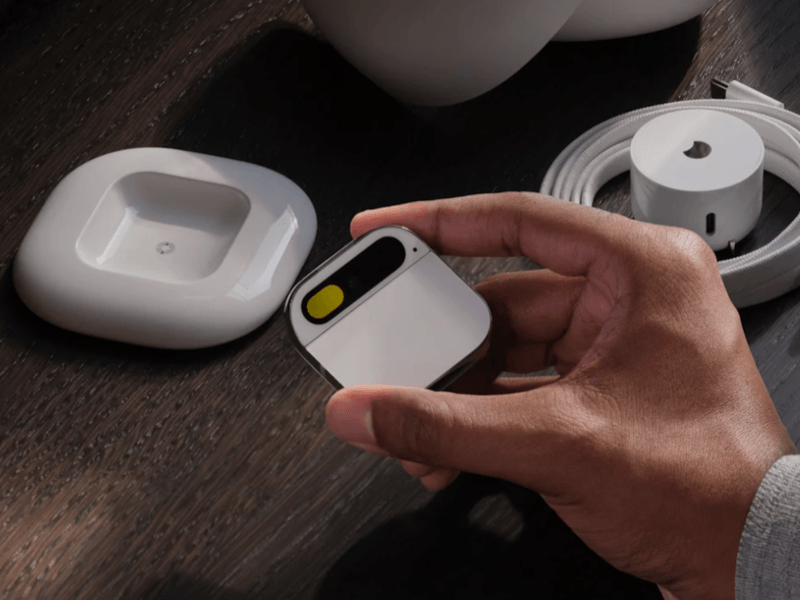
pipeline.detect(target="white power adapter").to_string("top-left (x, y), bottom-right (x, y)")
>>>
top-left (541, 79), bottom-right (800, 308)
top-left (630, 109), bottom-right (765, 252)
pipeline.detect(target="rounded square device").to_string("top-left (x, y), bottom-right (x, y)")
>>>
top-left (13, 148), bottom-right (317, 349)
top-left (285, 227), bottom-right (492, 390)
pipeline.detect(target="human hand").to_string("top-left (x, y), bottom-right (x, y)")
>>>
top-left (324, 193), bottom-right (796, 600)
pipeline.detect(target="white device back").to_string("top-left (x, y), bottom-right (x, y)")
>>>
top-left (286, 227), bottom-right (492, 389)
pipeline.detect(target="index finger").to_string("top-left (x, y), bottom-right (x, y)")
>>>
top-left (351, 193), bottom-right (638, 279)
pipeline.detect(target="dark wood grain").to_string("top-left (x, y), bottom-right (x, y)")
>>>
top-left (0, 1), bottom-right (799, 598)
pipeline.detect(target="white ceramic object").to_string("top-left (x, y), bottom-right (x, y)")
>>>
top-left (301, 0), bottom-right (584, 106)
top-left (555, 0), bottom-right (718, 41)
top-left (14, 148), bottom-right (317, 349)
top-left (301, 0), bottom-right (719, 106)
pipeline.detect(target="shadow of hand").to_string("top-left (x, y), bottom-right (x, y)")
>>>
top-left (315, 475), bottom-right (661, 600)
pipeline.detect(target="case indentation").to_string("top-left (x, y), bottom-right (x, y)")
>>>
top-left (77, 172), bottom-right (250, 283)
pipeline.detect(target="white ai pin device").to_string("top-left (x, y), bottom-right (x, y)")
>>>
top-left (285, 226), bottom-right (492, 390)
top-left (14, 148), bottom-right (317, 349)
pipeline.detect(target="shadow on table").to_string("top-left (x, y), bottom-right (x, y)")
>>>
top-left (136, 575), bottom-right (251, 600)
top-left (314, 474), bottom-right (660, 600)
top-left (134, 474), bottom-right (660, 600)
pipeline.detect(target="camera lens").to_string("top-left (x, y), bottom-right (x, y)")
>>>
top-left (303, 237), bottom-right (406, 324)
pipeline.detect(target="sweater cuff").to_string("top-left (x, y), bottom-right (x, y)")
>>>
top-left (736, 454), bottom-right (800, 599)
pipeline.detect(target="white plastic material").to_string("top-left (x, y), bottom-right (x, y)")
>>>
top-left (14, 148), bottom-right (317, 349)
top-left (555, 0), bottom-right (718, 41)
top-left (540, 91), bottom-right (800, 309)
top-left (630, 110), bottom-right (764, 251)
top-left (301, 0), bottom-right (583, 106)
top-left (286, 227), bottom-right (492, 389)
top-left (725, 81), bottom-right (786, 109)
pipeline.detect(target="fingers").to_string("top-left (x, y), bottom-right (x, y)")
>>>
top-left (399, 373), bottom-right (561, 495)
top-left (398, 376), bottom-right (560, 493)
top-left (421, 469), bottom-right (459, 491)
top-left (450, 364), bottom-right (562, 397)
top-left (400, 460), bottom-right (436, 478)
top-left (486, 375), bottom-right (561, 394)
top-left (475, 270), bottom-right (584, 374)
top-left (326, 384), bottom-right (578, 487)
top-left (447, 270), bottom-right (585, 393)
top-left (400, 461), bottom-right (459, 492)
top-left (351, 193), bottom-right (637, 280)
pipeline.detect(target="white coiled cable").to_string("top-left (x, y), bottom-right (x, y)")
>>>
top-left (540, 81), bottom-right (800, 308)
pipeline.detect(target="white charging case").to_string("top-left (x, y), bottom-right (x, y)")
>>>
top-left (14, 148), bottom-right (317, 349)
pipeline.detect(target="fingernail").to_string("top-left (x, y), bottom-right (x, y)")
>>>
top-left (326, 393), bottom-right (378, 451)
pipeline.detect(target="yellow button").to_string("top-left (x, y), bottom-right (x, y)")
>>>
top-left (307, 285), bottom-right (345, 320)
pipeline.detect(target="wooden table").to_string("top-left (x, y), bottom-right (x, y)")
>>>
top-left (1, 1), bottom-right (799, 598)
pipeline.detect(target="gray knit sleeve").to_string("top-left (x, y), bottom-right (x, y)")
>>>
top-left (736, 454), bottom-right (800, 599)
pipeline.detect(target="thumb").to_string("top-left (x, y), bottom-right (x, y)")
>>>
top-left (325, 384), bottom-right (572, 482)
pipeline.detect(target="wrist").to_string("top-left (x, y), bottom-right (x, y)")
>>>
top-left (672, 440), bottom-right (795, 600)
